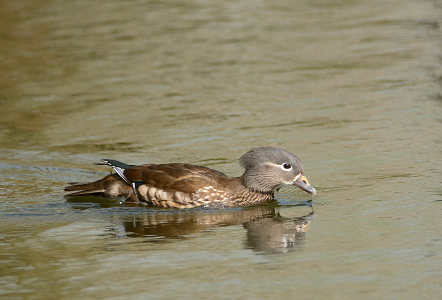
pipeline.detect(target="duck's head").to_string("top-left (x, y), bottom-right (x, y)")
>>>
top-left (240, 147), bottom-right (316, 195)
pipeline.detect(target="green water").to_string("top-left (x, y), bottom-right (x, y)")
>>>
top-left (1, 0), bottom-right (441, 299)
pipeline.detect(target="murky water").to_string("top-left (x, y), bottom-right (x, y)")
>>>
top-left (1, 0), bottom-right (441, 299)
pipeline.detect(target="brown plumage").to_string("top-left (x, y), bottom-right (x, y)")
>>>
top-left (64, 147), bottom-right (316, 208)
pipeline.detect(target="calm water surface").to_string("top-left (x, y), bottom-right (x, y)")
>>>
top-left (0, 0), bottom-right (441, 299)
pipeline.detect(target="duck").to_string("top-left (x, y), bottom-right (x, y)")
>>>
top-left (64, 147), bottom-right (316, 208)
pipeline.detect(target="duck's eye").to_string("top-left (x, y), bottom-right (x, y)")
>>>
top-left (282, 163), bottom-right (292, 170)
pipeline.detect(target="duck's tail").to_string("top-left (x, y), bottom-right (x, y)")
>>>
top-left (65, 160), bottom-right (137, 202)
top-left (65, 172), bottom-right (135, 197)
top-left (64, 174), bottom-right (118, 196)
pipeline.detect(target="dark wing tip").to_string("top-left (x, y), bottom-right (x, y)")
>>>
top-left (93, 159), bottom-right (110, 165)
top-left (94, 159), bottom-right (116, 166)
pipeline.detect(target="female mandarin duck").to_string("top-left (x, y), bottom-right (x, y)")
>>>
top-left (65, 147), bottom-right (316, 208)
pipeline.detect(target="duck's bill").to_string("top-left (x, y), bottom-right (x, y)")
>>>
top-left (293, 175), bottom-right (317, 195)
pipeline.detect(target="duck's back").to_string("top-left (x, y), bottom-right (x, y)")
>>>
top-left (125, 163), bottom-right (230, 193)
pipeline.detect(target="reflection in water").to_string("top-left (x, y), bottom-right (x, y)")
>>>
top-left (104, 205), bottom-right (314, 254)
top-left (244, 210), bottom-right (312, 253)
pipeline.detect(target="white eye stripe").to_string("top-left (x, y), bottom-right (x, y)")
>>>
top-left (264, 162), bottom-right (295, 171)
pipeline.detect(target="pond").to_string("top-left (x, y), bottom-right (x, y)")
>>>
top-left (0, 0), bottom-right (441, 299)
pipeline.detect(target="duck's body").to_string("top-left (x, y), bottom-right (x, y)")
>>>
top-left (65, 147), bottom-right (316, 208)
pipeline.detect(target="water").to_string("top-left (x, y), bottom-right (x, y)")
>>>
top-left (1, 0), bottom-right (441, 299)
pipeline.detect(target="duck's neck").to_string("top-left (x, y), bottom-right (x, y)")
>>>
top-left (226, 177), bottom-right (274, 206)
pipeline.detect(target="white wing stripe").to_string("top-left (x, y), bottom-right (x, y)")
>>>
top-left (113, 166), bottom-right (131, 184)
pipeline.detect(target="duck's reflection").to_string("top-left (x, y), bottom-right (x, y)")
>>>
top-left (108, 205), bottom-right (314, 254)
top-left (243, 208), bottom-right (313, 253)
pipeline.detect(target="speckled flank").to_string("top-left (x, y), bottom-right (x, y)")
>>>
top-left (136, 184), bottom-right (202, 208)
top-left (132, 183), bottom-right (272, 208)
top-left (194, 186), bottom-right (228, 205)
